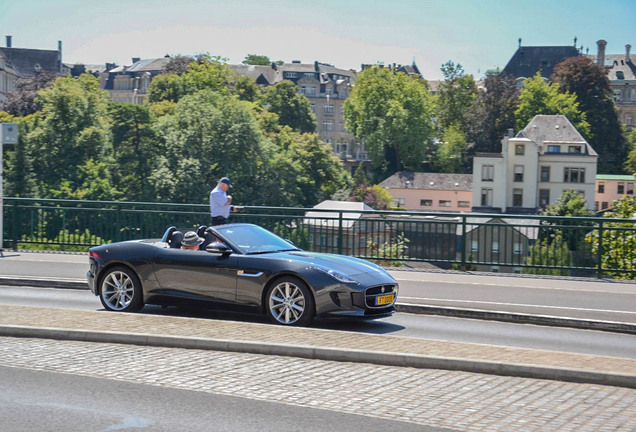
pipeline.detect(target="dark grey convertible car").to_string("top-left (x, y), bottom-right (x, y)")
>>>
top-left (87, 223), bottom-right (398, 326)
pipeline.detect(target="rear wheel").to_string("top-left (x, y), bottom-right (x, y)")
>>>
top-left (265, 276), bottom-right (314, 326)
top-left (99, 266), bottom-right (144, 312)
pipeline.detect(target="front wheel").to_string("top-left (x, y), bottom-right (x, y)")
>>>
top-left (265, 276), bottom-right (315, 326)
top-left (99, 266), bottom-right (144, 312)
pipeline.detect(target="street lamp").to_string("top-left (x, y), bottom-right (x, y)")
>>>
top-left (0, 122), bottom-right (18, 251)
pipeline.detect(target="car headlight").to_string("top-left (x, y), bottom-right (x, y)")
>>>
top-left (313, 267), bottom-right (359, 285)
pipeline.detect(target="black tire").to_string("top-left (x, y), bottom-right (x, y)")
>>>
top-left (99, 266), bottom-right (144, 312)
top-left (265, 276), bottom-right (315, 326)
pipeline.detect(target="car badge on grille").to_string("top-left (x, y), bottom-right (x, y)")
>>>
top-left (381, 286), bottom-right (385, 293)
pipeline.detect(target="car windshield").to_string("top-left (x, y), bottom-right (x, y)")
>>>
top-left (214, 224), bottom-right (300, 254)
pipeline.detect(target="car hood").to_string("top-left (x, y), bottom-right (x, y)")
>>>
top-left (267, 250), bottom-right (395, 281)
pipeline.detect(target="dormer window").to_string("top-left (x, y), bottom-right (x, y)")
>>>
top-left (568, 146), bottom-right (582, 153)
top-left (547, 145), bottom-right (561, 153)
top-left (617, 71), bottom-right (625, 80)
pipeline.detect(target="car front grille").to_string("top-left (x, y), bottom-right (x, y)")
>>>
top-left (365, 284), bottom-right (397, 308)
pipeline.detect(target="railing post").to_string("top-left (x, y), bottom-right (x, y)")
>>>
top-left (460, 215), bottom-right (467, 270)
top-left (338, 211), bottom-right (343, 255)
top-left (596, 220), bottom-right (604, 279)
top-left (11, 199), bottom-right (17, 250)
top-left (116, 203), bottom-right (122, 243)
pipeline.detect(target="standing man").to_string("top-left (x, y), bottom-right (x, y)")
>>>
top-left (210, 177), bottom-right (233, 226)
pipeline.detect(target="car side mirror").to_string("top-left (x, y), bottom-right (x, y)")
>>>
top-left (206, 242), bottom-right (231, 254)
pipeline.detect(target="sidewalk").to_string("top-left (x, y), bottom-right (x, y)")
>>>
top-left (1, 304), bottom-right (635, 389)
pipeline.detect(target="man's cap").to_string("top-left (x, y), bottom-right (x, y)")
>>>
top-left (182, 231), bottom-right (204, 247)
top-left (219, 177), bottom-right (232, 188)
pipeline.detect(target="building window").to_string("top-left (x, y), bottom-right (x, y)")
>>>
top-left (568, 145), bottom-right (582, 153)
top-left (482, 165), bottom-right (494, 181)
top-left (285, 72), bottom-right (297, 79)
top-left (595, 201), bottom-right (599, 211)
top-left (323, 121), bottom-right (334, 131)
top-left (515, 144), bottom-right (525, 155)
top-left (471, 240), bottom-right (479, 253)
top-left (324, 104), bottom-right (334, 114)
top-left (540, 166), bottom-right (550, 182)
top-left (613, 89), bottom-right (622, 102)
top-left (335, 141), bottom-right (348, 155)
top-left (602, 202), bottom-right (608, 209)
top-left (628, 183), bottom-right (634, 195)
top-left (458, 201), bottom-right (470, 208)
top-left (513, 189), bottom-right (523, 207)
top-left (598, 182), bottom-right (605, 193)
top-left (439, 200), bottom-right (451, 207)
top-left (420, 199), bottom-right (433, 207)
top-left (617, 71), bottom-right (625, 80)
top-left (395, 198), bottom-right (405, 207)
top-left (481, 188), bottom-right (493, 206)
top-left (618, 182), bottom-right (625, 194)
top-left (539, 189), bottom-right (550, 208)
top-left (547, 145), bottom-right (561, 153)
top-left (514, 166), bottom-right (524, 182)
top-left (564, 168), bottom-right (585, 183)
top-left (301, 86), bottom-right (316, 96)
top-left (326, 87), bottom-right (333, 96)
top-left (303, 73), bottom-right (315, 79)
top-left (513, 242), bottom-right (523, 255)
top-left (491, 266), bottom-right (500, 273)
top-left (491, 241), bottom-right (499, 254)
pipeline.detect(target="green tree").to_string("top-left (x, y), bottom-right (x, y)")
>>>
top-left (464, 73), bottom-right (519, 154)
top-left (344, 66), bottom-right (436, 178)
top-left (109, 103), bottom-right (157, 201)
top-left (515, 73), bottom-right (589, 135)
top-left (430, 125), bottom-right (467, 173)
top-left (540, 189), bottom-right (594, 251)
top-left (585, 196), bottom-right (636, 280)
top-left (232, 74), bottom-right (261, 102)
top-left (552, 56), bottom-right (628, 174)
top-left (26, 74), bottom-right (113, 199)
top-left (153, 89), bottom-right (268, 204)
top-left (524, 234), bottom-right (572, 276)
top-left (260, 81), bottom-right (316, 133)
top-left (261, 127), bottom-right (346, 207)
top-left (435, 61), bottom-right (477, 132)
top-left (626, 129), bottom-right (636, 174)
top-left (3, 115), bottom-right (38, 197)
top-left (242, 54), bottom-right (272, 65)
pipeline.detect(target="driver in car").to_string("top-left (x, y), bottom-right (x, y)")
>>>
top-left (181, 231), bottom-right (204, 250)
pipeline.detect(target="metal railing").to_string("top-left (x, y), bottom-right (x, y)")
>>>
top-left (3, 197), bottom-right (635, 279)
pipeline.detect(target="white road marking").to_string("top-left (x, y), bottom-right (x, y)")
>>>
top-left (398, 296), bottom-right (636, 315)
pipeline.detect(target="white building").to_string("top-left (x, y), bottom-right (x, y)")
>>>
top-left (472, 115), bottom-right (598, 214)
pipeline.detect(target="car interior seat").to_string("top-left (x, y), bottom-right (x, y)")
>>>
top-left (200, 226), bottom-right (216, 250)
top-left (168, 230), bottom-right (184, 248)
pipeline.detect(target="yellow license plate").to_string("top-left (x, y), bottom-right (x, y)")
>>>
top-left (376, 294), bottom-right (395, 306)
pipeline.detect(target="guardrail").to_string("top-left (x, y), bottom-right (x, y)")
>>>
top-left (3, 197), bottom-right (635, 278)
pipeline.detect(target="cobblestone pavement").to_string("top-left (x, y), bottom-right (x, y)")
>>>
top-left (2, 336), bottom-right (636, 431)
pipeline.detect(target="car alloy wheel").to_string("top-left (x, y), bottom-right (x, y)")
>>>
top-left (266, 276), bottom-right (314, 326)
top-left (99, 266), bottom-right (144, 312)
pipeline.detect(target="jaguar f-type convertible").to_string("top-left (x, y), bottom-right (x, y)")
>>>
top-left (87, 223), bottom-right (398, 326)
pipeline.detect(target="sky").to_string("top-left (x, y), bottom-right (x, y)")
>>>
top-left (1, 0), bottom-right (636, 80)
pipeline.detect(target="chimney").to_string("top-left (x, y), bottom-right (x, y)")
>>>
top-left (597, 39), bottom-right (607, 66)
top-left (5, 35), bottom-right (11, 48)
top-left (627, 44), bottom-right (632, 63)
top-left (58, 40), bottom-right (62, 53)
top-left (508, 128), bottom-right (514, 138)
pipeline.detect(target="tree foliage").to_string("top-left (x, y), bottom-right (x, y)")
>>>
top-left (25, 74), bottom-right (114, 199)
top-left (464, 73), bottom-right (519, 154)
top-left (552, 56), bottom-right (628, 174)
top-left (515, 73), bottom-right (589, 136)
top-left (260, 81), bottom-right (316, 133)
top-left (0, 71), bottom-right (57, 116)
top-left (435, 61), bottom-right (477, 132)
top-left (585, 196), bottom-right (636, 279)
top-left (344, 66), bottom-right (436, 178)
top-left (430, 125), bottom-right (468, 173)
